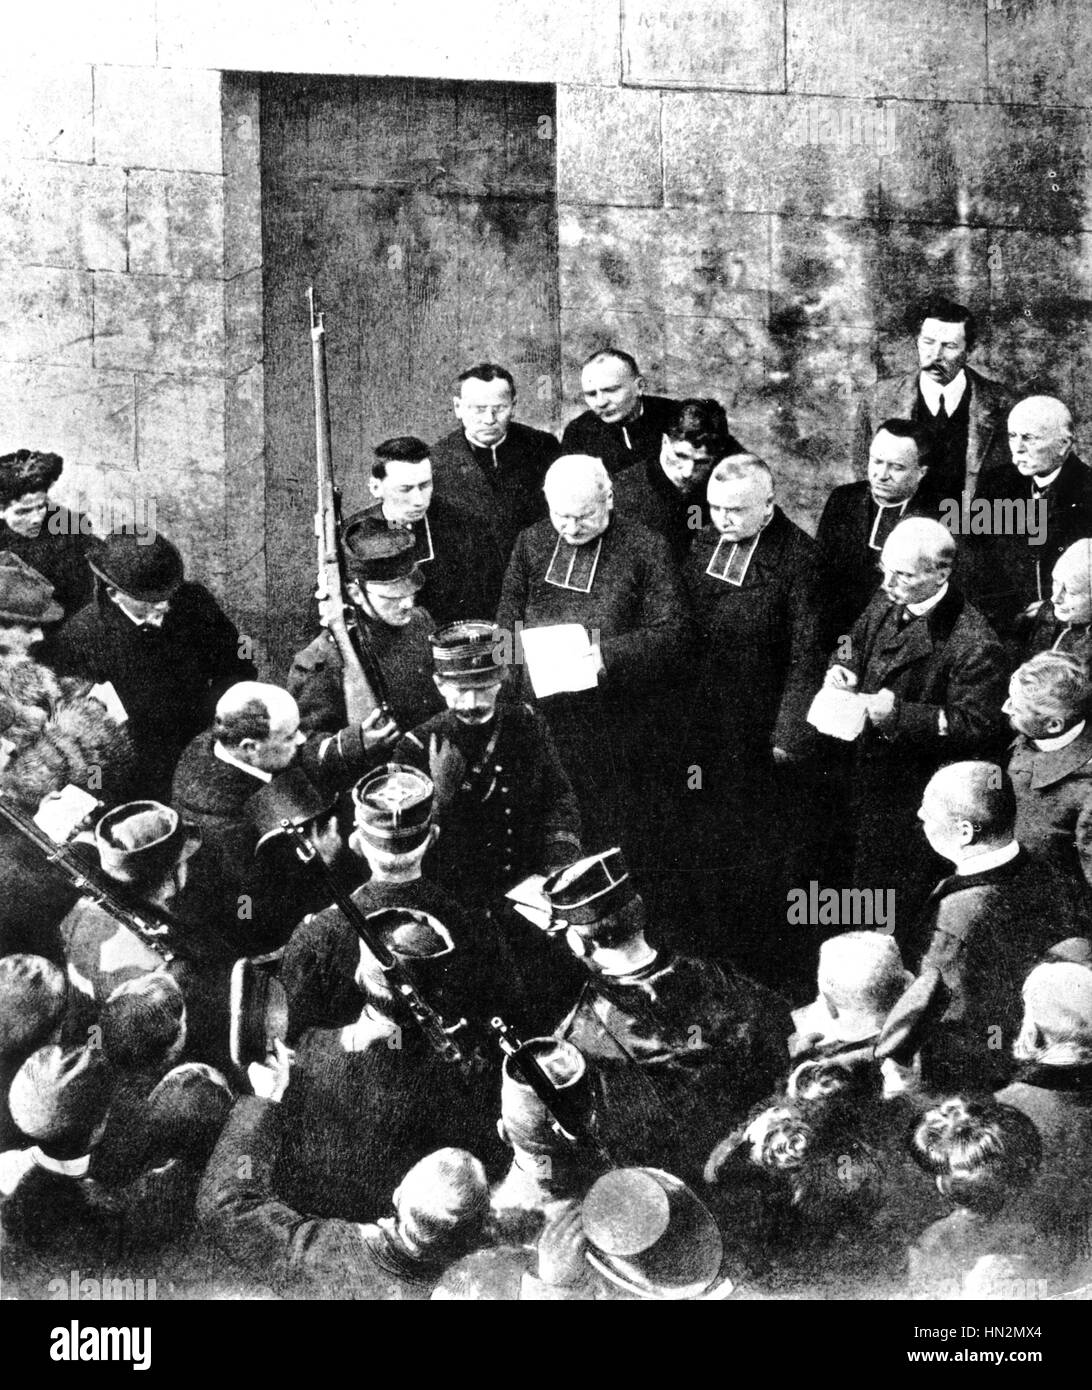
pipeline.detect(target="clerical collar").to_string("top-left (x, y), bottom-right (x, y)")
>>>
top-left (1030, 466), bottom-right (1063, 493)
top-left (213, 742), bottom-right (272, 783)
top-left (906, 581), bottom-right (948, 617)
top-left (467, 432), bottom-right (509, 455)
top-left (956, 840), bottom-right (1019, 876)
top-left (705, 522), bottom-right (768, 585)
top-left (868, 497), bottom-right (910, 550)
top-left (919, 370), bottom-right (967, 416)
top-left (545, 532), bottom-right (604, 592)
top-left (618, 400), bottom-right (644, 451)
top-left (31, 1147), bottom-right (91, 1177)
top-left (1034, 719), bottom-right (1086, 752)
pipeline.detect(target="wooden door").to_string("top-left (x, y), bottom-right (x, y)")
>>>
top-left (260, 74), bottom-right (560, 673)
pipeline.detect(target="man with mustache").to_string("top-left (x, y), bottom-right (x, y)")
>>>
top-left (850, 296), bottom-right (1013, 508)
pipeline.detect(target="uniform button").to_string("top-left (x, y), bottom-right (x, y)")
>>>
top-left (504, 808), bottom-right (512, 816)
top-left (496, 764), bottom-right (503, 772)
top-left (501, 786), bottom-right (509, 794)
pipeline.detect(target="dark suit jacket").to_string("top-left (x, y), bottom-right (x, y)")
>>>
top-left (878, 850), bottom-right (1086, 1090)
top-left (430, 422), bottom-right (560, 552)
top-left (612, 437), bottom-right (744, 566)
top-left (816, 480), bottom-right (937, 646)
top-left (683, 508), bottom-right (827, 762)
top-left (561, 395), bottom-right (677, 477)
top-left (1008, 723), bottom-right (1092, 889)
top-left (1021, 604), bottom-right (1092, 667)
top-left (851, 367), bottom-right (1013, 502)
top-left (964, 453), bottom-right (1092, 634)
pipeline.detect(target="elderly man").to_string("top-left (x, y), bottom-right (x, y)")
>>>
top-left (612, 398), bottom-right (743, 564)
top-left (288, 529), bottom-right (441, 747)
top-left (1022, 538), bottom-right (1092, 666)
top-left (817, 419), bottom-right (936, 645)
top-left (670, 455), bottom-right (826, 977)
top-left (560, 349), bottom-right (677, 478)
top-left (1005, 651), bottom-right (1092, 891)
top-left (348, 435), bottom-right (506, 624)
top-left (496, 454), bottom-right (690, 853)
top-left (825, 516), bottom-right (1009, 926)
top-left (50, 529), bottom-right (257, 801)
top-left (967, 397), bottom-right (1092, 639)
top-left (430, 363), bottom-right (561, 552)
top-left (877, 763), bottom-right (1086, 1092)
top-left (851, 296), bottom-right (1013, 506)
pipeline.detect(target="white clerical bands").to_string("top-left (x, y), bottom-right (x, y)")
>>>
top-left (545, 535), bottom-right (603, 593)
top-left (705, 532), bottom-right (761, 586)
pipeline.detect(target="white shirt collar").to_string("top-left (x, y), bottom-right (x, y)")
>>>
top-left (31, 1147), bottom-right (91, 1176)
top-left (1034, 719), bottom-right (1086, 752)
top-left (919, 369), bottom-right (967, 415)
top-left (1030, 466), bottom-right (1063, 492)
top-left (907, 580), bottom-right (949, 617)
top-left (213, 741), bottom-right (272, 783)
top-left (956, 840), bottom-right (1020, 876)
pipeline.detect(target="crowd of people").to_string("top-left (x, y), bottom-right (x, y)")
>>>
top-left (1, 293), bottom-right (1092, 1300)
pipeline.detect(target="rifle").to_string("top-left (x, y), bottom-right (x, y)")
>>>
top-left (0, 791), bottom-right (180, 965)
top-left (309, 287), bottom-right (393, 727)
top-left (280, 818), bottom-right (470, 1066)
top-left (490, 1015), bottom-right (614, 1166)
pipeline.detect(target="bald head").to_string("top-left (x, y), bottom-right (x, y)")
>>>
top-left (213, 682), bottom-right (305, 772)
top-left (543, 454), bottom-right (614, 545)
top-left (879, 517), bottom-right (956, 607)
top-left (1052, 539), bottom-right (1092, 627)
top-left (1008, 396), bottom-right (1073, 480)
top-left (918, 762), bottom-right (1016, 865)
top-left (393, 1147), bottom-right (490, 1258)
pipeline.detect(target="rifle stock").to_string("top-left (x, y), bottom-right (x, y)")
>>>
top-left (309, 287), bottom-right (388, 726)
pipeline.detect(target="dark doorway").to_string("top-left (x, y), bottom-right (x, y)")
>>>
top-left (260, 74), bottom-right (560, 673)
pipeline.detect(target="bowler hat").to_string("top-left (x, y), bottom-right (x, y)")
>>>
top-left (542, 847), bottom-right (635, 926)
top-left (0, 551), bottom-right (64, 626)
top-left (582, 1167), bottom-right (724, 1299)
top-left (87, 530), bottom-right (183, 603)
top-left (352, 763), bottom-right (434, 851)
top-left (249, 766), bottom-right (337, 853)
top-left (431, 620), bottom-right (506, 687)
top-left (341, 523), bottom-right (423, 589)
top-left (95, 801), bottom-right (202, 886)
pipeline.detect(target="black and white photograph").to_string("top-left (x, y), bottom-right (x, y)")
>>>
top-left (0, 0), bottom-right (1089, 1347)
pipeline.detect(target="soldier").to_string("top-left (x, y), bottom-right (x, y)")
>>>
top-left (430, 363), bottom-right (561, 554)
top-left (545, 849), bottom-right (791, 1187)
top-left (288, 528), bottom-right (441, 746)
top-left (496, 454), bottom-right (691, 854)
top-left (561, 348), bottom-right (677, 478)
top-left (346, 435), bottom-right (506, 624)
top-left (50, 530), bottom-right (257, 802)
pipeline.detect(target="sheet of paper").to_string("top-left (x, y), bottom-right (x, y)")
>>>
top-left (33, 784), bottom-right (100, 843)
top-left (807, 686), bottom-right (869, 742)
top-left (519, 624), bottom-right (598, 698)
top-left (88, 680), bottom-right (128, 724)
top-left (504, 874), bottom-right (553, 932)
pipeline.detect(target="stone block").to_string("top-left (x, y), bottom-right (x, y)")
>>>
top-left (104, 461), bottom-right (228, 595)
top-left (136, 376), bottom-right (226, 479)
top-left (663, 92), bottom-right (882, 218)
top-left (156, 0), bottom-right (621, 85)
top-left (225, 269), bottom-right (264, 377)
top-left (988, 0), bottom-right (1092, 107)
top-left (0, 65), bottom-right (93, 163)
top-left (786, 0), bottom-right (987, 101)
top-left (0, 365), bottom-right (135, 468)
top-left (95, 65), bottom-right (223, 174)
top-left (622, 0), bottom-right (784, 92)
top-left (986, 229), bottom-right (1092, 344)
top-left (559, 206), bottom-right (669, 317)
top-left (0, 161), bottom-right (126, 272)
top-left (127, 171), bottom-right (225, 278)
top-left (558, 86), bottom-right (662, 208)
top-left (0, 265), bottom-right (92, 368)
top-left (94, 274), bottom-right (225, 374)
top-left (222, 75), bottom-right (263, 279)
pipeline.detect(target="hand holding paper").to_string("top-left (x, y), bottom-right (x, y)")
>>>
top-left (807, 686), bottom-right (869, 742)
top-left (519, 624), bottom-right (599, 698)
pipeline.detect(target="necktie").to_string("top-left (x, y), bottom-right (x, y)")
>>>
top-left (934, 394), bottom-right (948, 423)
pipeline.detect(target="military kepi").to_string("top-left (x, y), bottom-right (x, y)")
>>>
top-left (352, 763), bottom-right (434, 851)
top-left (341, 524), bottom-right (423, 589)
top-left (542, 847), bottom-right (635, 925)
top-left (431, 620), bottom-right (505, 686)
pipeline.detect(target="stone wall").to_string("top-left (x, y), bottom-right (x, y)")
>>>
top-left (1, 1), bottom-right (1089, 662)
